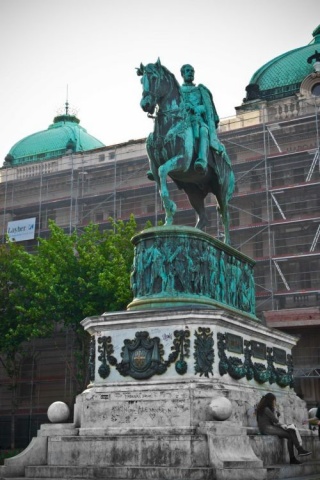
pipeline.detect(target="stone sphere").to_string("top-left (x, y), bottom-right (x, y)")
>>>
top-left (47, 401), bottom-right (70, 423)
top-left (209, 396), bottom-right (232, 421)
top-left (309, 407), bottom-right (317, 418)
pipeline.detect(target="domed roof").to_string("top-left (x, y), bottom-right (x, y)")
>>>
top-left (5, 108), bottom-right (105, 167)
top-left (244, 25), bottom-right (320, 102)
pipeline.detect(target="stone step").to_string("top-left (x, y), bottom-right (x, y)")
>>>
top-left (281, 475), bottom-right (320, 480)
top-left (266, 460), bottom-right (320, 479)
top-left (6, 461), bottom-right (320, 480)
top-left (24, 465), bottom-right (214, 480)
top-left (46, 433), bottom-right (209, 468)
top-left (6, 465), bottom-right (320, 480)
top-left (223, 459), bottom-right (263, 469)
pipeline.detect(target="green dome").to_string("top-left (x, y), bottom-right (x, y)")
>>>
top-left (5, 112), bottom-right (105, 166)
top-left (244, 25), bottom-right (320, 102)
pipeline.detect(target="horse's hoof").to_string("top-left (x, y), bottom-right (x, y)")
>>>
top-left (195, 217), bottom-right (209, 231)
top-left (164, 219), bottom-right (174, 226)
top-left (147, 170), bottom-right (155, 181)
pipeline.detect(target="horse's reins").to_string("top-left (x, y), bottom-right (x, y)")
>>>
top-left (143, 68), bottom-right (178, 120)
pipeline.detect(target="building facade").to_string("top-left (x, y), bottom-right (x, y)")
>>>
top-left (0, 25), bottom-right (320, 447)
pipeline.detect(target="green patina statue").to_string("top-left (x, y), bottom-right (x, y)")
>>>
top-left (134, 61), bottom-right (257, 319)
top-left (137, 59), bottom-right (234, 243)
top-left (180, 64), bottom-right (225, 174)
top-left (128, 226), bottom-right (257, 319)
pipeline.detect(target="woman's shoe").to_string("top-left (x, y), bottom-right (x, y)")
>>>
top-left (290, 457), bottom-right (302, 464)
top-left (297, 447), bottom-right (312, 456)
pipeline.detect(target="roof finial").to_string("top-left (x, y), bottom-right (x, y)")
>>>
top-left (65, 85), bottom-right (69, 116)
top-left (307, 50), bottom-right (320, 72)
top-left (312, 25), bottom-right (320, 39)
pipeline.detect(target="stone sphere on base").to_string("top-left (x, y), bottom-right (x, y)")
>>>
top-left (209, 396), bottom-right (232, 421)
top-left (47, 401), bottom-right (70, 423)
top-left (309, 408), bottom-right (317, 418)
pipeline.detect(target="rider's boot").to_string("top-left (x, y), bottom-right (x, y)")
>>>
top-left (194, 128), bottom-right (208, 174)
top-left (194, 157), bottom-right (207, 174)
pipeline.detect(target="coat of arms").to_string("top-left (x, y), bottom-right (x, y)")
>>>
top-left (116, 331), bottom-right (167, 379)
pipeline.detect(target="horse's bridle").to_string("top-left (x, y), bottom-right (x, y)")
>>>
top-left (142, 68), bottom-right (180, 120)
top-left (141, 68), bottom-right (161, 99)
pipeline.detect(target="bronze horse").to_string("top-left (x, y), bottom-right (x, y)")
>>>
top-left (137, 59), bottom-right (235, 243)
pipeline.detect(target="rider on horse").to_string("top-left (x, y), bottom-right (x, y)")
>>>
top-left (139, 59), bottom-right (234, 240)
top-left (180, 64), bottom-right (225, 174)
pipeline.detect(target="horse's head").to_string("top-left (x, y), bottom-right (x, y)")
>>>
top-left (137, 58), bottom-right (168, 114)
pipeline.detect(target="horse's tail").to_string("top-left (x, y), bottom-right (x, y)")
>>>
top-left (212, 149), bottom-right (235, 243)
top-left (214, 149), bottom-right (235, 205)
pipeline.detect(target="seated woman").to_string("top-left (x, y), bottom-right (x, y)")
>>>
top-left (256, 393), bottom-right (312, 465)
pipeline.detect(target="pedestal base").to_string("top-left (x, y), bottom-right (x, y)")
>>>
top-left (3, 306), bottom-right (320, 480)
top-left (129, 226), bottom-right (257, 319)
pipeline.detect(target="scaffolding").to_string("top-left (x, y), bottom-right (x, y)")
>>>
top-left (0, 97), bottom-right (320, 442)
top-left (0, 100), bottom-right (320, 311)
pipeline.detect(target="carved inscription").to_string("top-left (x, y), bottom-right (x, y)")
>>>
top-left (109, 400), bottom-right (189, 425)
top-left (98, 390), bottom-right (189, 401)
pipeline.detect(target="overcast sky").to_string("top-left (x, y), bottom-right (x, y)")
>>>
top-left (0, 0), bottom-right (319, 166)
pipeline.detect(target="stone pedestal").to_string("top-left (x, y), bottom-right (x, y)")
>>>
top-left (128, 226), bottom-right (256, 320)
top-left (3, 226), bottom-right (320, 480)
top-left (79, 306), bottom-right (304, 435)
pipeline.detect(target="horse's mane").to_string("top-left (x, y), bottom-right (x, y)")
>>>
top-left (144, 62), bottom-right (181, 92)
top-left (161, 65), bottom-right (181, 91)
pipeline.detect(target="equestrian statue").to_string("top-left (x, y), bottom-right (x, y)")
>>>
top-left (137, 59), bottom-right (235, 244)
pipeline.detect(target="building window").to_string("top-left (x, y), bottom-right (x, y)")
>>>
top-left (293, 167), bottom-right (305, 183)
top-left (95, 212), bottom-right (104, 222)
top-left (20, 356), bottom-right (37, 379)
top-left (251, 202), bottom-right (262, 223)
top-left (18, 382), bottom-right (36, 402)
top-left (250, 171), bottom-right (262, 190)
top-left (254, 238), bottom-right (263, 258)
top-left (311, 83), bottom-right (320, 96)
top-left (231, 209), bottom-right (240, 227)
top-left (18, 356), bottom-right (37, 403)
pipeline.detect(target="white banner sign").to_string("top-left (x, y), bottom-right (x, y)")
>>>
top-left (7, 217), bottom-right (36, 242)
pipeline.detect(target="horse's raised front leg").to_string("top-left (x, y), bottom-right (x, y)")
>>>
top-left (158, 155), bottom-right (184, 225)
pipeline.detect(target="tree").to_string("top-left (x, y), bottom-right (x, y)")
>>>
top-left (0, 241), bottom-right (53, 448)
top-left (25, 216), bottom-right (138, 385)
top-left (0, 215), bottom-right (139, 448)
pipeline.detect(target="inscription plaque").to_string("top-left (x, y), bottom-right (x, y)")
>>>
top-left (96, 389), bottom-right (189, 401)
top-left (273, 347), bottom-right (287, 365)
top-left (226, 333), bottom-right (243, 354)
top-left (251, 341), bottom-right (267, 360)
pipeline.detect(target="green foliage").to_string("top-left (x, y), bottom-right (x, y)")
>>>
top-left (29, 215), bottom-right (136, 329)
top-left (0, 241), bottom-right (51, 365)
top-left (0, 215), bottom-right (138, 382)
top-left (0, 449), bottom-right (23, 465)
top-left (0, 215), bottom-right (139, 447)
